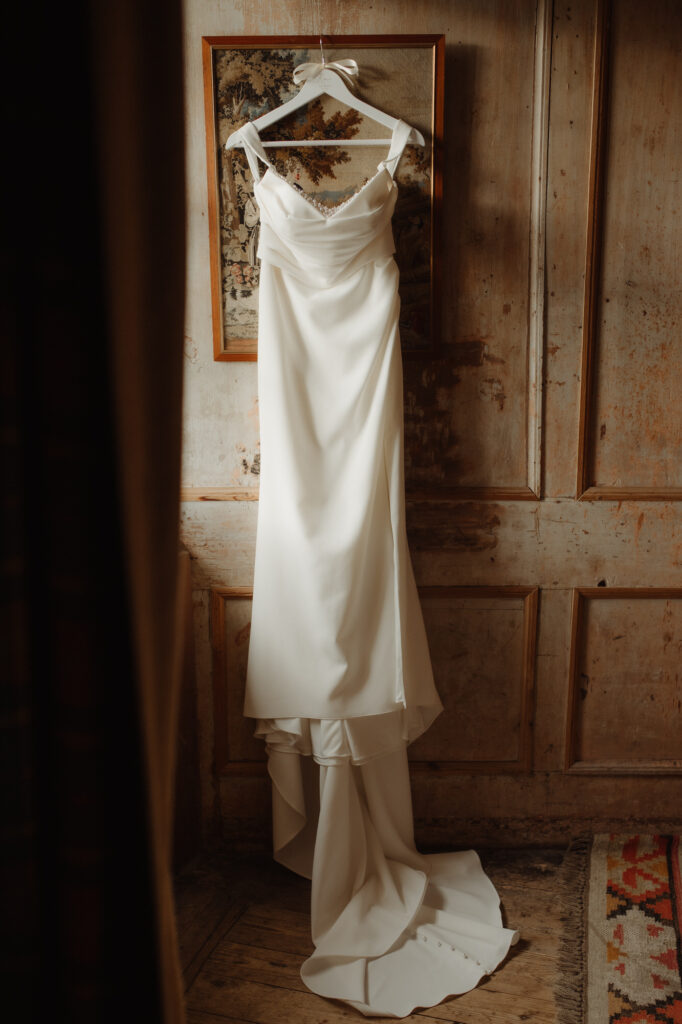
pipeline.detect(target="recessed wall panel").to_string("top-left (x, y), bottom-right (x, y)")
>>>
top-left (409, 588), bottom-right (536, 769)
top-left (403, 0), bottom-right (545, 493)
top-left (568, 590), bottom-right (682, 770)
top-left (213, 586), bottom-right (536, 772)
top-left (588, 0), bottom-right (682, 490)
top-left (213, 591), bottom-right (264, 766)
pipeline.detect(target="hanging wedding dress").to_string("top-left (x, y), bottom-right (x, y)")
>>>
top-left (234, 117), bottom-right (518, 1018)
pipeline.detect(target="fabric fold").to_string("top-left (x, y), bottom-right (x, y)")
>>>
top-left (256, 716), bottom-right (519, 1018)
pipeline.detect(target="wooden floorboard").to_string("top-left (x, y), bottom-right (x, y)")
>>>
top-left (176, 847), bottom-right (566, 1023)
top-left (186, 1011), bottom-right (263, 1024)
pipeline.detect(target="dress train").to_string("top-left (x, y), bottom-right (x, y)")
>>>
top-left (257, 717), bottom-right (519, 1018)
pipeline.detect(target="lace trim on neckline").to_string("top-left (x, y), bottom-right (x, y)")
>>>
top-left (263, 164), bottom-right (389, 218)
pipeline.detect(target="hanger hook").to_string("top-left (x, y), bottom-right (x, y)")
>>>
top-left (319, 34), bottom-right (326, 65)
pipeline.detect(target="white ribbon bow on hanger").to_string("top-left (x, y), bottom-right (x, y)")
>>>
top-left (292, 58), bottom-right (359, 87)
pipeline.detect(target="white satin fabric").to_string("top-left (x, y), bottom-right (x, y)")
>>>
top-left (242, 118), bottom-right (439, 723)
top-left (235, 119), bottom-right (518, 1016)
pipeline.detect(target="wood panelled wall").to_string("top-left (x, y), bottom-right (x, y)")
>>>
top-left (180, 0), bottom-right (682, 848)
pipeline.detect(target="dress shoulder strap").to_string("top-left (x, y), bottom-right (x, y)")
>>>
top-left (234, 122), bottom-right (271, 182)
top-left (381, 120), bottom-right (415, 179)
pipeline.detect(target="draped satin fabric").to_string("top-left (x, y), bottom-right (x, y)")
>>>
top-left (242, 119), bottom-right (440, 724)
top-left (233, 119), bottom-right (518, 1017)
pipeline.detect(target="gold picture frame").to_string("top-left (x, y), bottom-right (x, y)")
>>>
top-left (202, 34), bottom-right (445, 361)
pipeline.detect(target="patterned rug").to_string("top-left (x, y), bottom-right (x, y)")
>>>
top-left (559, 835), bottom-right (682, 1023)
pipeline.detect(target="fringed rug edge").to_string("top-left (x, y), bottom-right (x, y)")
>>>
top-left (555, 835), bottom-right (592, 1024)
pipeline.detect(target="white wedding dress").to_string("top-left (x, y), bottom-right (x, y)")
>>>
top-left (234, 118), bottom-right (518, 1018)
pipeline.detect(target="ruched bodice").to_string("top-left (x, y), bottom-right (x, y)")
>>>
top-left (254, 161), bottom-right (398, 286)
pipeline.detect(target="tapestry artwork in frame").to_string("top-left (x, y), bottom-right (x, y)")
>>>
top-left (202, 35), bottom-right (444, 361)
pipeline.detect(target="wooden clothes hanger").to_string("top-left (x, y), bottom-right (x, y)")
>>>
top-left (225, 38), bottom-right (425, 151)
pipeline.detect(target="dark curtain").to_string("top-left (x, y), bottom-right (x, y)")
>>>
top-left (2, 1), bottom-right (187, 1021)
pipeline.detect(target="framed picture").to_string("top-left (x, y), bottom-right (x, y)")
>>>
top-left (202, 34), bottom-right (445, 361)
